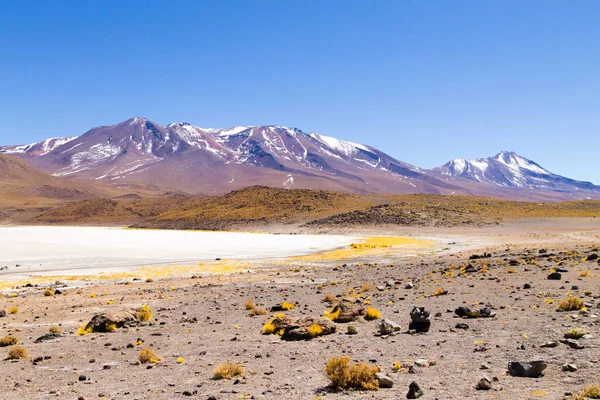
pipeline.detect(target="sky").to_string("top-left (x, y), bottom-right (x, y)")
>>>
top-left (1, 1), bottom-right (599, 183)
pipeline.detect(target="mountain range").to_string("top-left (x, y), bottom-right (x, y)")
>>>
top-left (2, 117), bottom-right (598, 201)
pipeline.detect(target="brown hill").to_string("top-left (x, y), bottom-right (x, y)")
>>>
top-left (0, 153), bottom-right (93, 209)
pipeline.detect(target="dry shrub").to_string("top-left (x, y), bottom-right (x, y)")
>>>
top-left (432, 289), bottom-right (448, 296)
top-left (360, 282), bottom-right (374, 292)
top-left (139, 347), bottom-right (162, 364)
top-left (262, 320), bottom-right (277, 335)
top-left (249, 307), bottom-right (267, 317)
top-left (49, 325), bottom-right (63, 334)
top-left (77, 323), bottom-right (93, 336)
top-left (324, 356), bottom-right (379, 390)
top-left (559, 296), bottom-right (584, 311)
top-left (245, 298), bottom-right (255, 310)
top-left (579, 270), bottom-right (593, 277)
top-left (44, 289), bottom-right (55, 297)
top-left (8, 306), bottom-right (18, 314)
top-left (213, 361), bottom-right (244, 380)
top-left (572, 385), bottom-right (600, 400)
top-left (323, 293), bottom-right (337, 303)
top-left (6, 345), bottom-right (29, 360)
top-left (0, 335), bottom-right (18, 347)
top-left (137, 304), bottom-right (153, 322)
top-left (566, 328), bottom-right (588, 339)
top-left (364, 307), bottom-right (381, 321)
top-left (281, 301), bottom-right (295, 310)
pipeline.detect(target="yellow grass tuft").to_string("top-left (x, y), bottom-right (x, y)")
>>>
top-left (558, 296), bottom-right (584, 311)
top-left (432, 289), bottom-right (448, 296)
top-left (566, 328), bottom-right (588, 339)
top-left (48, 325), bottom-right (63, 334)
top-left (262, 320), bottom-right (277, 335)
top-left (139, 347), bottom-right (162, 364)
top-left (281, 301), bottom-right (295, 310)
top-left (324, 356), bottom-right (379, 390)
top-left (213, 361), bottom-right (244, 380)
top-left (0, 335), bottom-right (18, 347)
top-left (571, 385), bottom-right (600, 400)
top-left (245, 298), bottom-right (255, 310)
top-left (248, 307), bottom-right (268, 316)
top-left (579, 269), bottom-right (593, 277)
top-left (324, 306), bottom-right (342, 321)
top-left (364, 307), bottom-right (381, 321)
top-left (6, 345), bottom-right (30, 360)
top-left (360, 282), bottom-right (374, 292)
top-left (8, 306), bottom-right (18, 314)
top-left (323, 293), bottom-right (337, 302)
top-left (137, 304), bottom-right (153, 322)
top-left (43, 289), bottom-right (55, 297)
top-left (77, 323), bottom-right (93, 336)
top-left (308, 323), bottom-right (324, 338)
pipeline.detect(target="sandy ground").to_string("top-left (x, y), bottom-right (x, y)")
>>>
top-left (1, 218), bottom-right (600, 400)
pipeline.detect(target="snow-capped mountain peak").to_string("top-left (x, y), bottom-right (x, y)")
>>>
top-left (435, 151), bottom-right (598, 192)
top-left (0, 136), bottom-right (78, 156)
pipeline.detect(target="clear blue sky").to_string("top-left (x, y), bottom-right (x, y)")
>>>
top-left (1, 1), bottom-right (599, 183)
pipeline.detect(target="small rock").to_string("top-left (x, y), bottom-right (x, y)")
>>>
top-left (556, 267), bottom-right (569, 273)
top-left (406, 381), bottom-right (423, 399)
top-left (480, 363), bottom-right (490, 370)
top-left (455, 322), bottom-right (469, 330)
top-left (547, 272), bottom-right (562, 280)
top-left (476, 376), bottom-right (492, 390)
top-left (560, 339), bottom-right (585, 349)
top-left (347, 325), bottom-right (358, 335)
top-left (523, 283), bottom-right (532, 289)
top-left (409, 307), bottom-right (431, 333)
top-left (376, 373), bottom-right (394, 388)
top-left (405, 282), bottom-right (415, 289)
top-left (379, 319), bottom-right (401, 335)
top-left (507, 360), bottom-right (547, 377)
top-left (562, 363), bottom-right (577, 372)
top-left (540, 341), bottom-right (558, 348)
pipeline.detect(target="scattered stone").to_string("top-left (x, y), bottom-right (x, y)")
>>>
top-left (476, 376), bottom-right (492, 390)
top-left (329, 301), bottom-right (365, 323)
top-left (406, 381), bottom-right (423, 399)
top-left (455, 306), bottom-right (494, 318)
top-left (507, 360), bottom-right (547, 378)
top-left (379, 319), bottom-right (401, 335)
top-left (547, 272), bottom-right (562, 280)
top-left (267, 315), bottom-right (336, 341)
top-left (455, 322), bottom-right (469, 330)
top-left (540, 341), bottom-right (559, 348)
top-left (0, 310), bottom-right (6, 318)
top-left (562, 363), bottom-right (577, 372)
top-left (414, 359), bottom-right (428, 367)
top-left (376, 373), bottom-right (394, 388)
top-left (480, 363), bottom-right (490, 370)
top-left (83, 310), bottom-right (139, 333)
top-left (586, 253), bottom-right (598, 261)
top-left (523, 283), bottom-right (532, 289)
top-left (556, 267), bottom-right (569, 273)
top-left (409, 307), bottom-right (431, 333)
top-left (560, 339), bottom-right (585, 349)
top-left (34, 333), bottom-right (62, 343)
top-left (346, 325), bottom-right (358, 335)
top-left (405, 282), bottom-right (415, 289)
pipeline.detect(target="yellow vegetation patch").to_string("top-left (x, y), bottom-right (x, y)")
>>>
top-left (281, 301), bottom-right (295, 310)
top-left (308, 323), bottom-right (324, 338)
top-left (139, 347), bottom-right (162, 364)
top-left (364, 307), bottom-right (381, 321)
top-left (8, 306), bottom-right (18, 314)
top-left (6, 345), bottom-right (29, 360)
top-left (558, 296), bottom-right (584, 311)
top-left (571, 385), bottom-right (600, 400)
top-left (0, 335), bottom-right (18, 347)
top-left (324, 356), bottom-right (379, 391)
top-left (566, 328), bottom-right (588, 339)
top-left (293, 236), bottom-right (433, 261)
top-left (137, 304), bottom-right (153, 322)
top-left (213, 361), bottom-right (244, 380)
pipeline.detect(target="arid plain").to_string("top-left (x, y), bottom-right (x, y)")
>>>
top-left (1, 216), bottom-right (600, 399)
